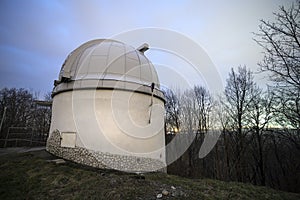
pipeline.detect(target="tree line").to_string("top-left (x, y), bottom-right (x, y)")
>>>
top-left (165, 2), bottom-right (300, 193)
top-left (0, 88), bottom-right (51, 146)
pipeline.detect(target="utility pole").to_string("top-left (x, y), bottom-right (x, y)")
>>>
top-left (0, 106), bottom-right (7, 134)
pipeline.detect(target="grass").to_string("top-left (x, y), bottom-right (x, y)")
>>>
top-left (0, 149), bottom-right (299, 200)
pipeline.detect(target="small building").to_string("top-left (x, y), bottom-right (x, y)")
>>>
top-left (46, 39), bottom-right (166, 172)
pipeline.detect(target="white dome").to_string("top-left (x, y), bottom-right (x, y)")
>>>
top-left (48, 39), bottom-right (166, 172)
top-left (56, 39), bottom-right (159, 88)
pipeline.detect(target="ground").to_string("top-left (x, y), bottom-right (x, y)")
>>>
top-left (0, 148), bottom-right (299, 200)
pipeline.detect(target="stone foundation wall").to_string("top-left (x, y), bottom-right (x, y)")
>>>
top-left (46, 130), bottom-right (166, 172)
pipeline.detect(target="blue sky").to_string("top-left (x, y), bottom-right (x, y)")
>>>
top-left (0, 0), bottom-right (294, 98)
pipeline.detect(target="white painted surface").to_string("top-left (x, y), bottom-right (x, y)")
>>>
top-left (50, 39), bottom-right (166, 166)
top-left (50, 90), bottom-right (165, 162)
top-left (60, 132), bottom-right (76, 148)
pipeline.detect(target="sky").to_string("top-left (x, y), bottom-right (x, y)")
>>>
top-left (0, 0), bottom-right (295, 98)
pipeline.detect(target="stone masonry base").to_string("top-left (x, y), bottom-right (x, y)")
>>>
top-left (46, 130), bottom-right (166, 172)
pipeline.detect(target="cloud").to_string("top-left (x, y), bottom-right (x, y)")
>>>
top-left (0, 0), bottom-right (296, 96)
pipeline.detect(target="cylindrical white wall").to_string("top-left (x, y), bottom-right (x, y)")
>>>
top-left (47, 39), bottom-right (166, 172)
top-left (49, 89), bottom-right (165, 163)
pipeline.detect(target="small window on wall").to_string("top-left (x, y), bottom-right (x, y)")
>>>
top-left (60, 132), bottom-right (76, 148)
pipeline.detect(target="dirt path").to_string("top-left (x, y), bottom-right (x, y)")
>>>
top-left (0, 147), bottom-right (46, 156)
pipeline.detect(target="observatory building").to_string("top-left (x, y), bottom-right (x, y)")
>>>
top-left (46, 39), bottom-right (166, 172)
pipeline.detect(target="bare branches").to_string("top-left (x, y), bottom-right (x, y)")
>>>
top-left (164, 89), bottom-right (181, 133)
top-left (164, 86), bottom-right (213, 134)
top-left (254, 2), bottom-right (300, 89)
top-left (0, 88), bottom-right (51, 139)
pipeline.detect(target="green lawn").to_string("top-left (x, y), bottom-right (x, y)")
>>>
top-left (0, 149), bottom-right (299, 200)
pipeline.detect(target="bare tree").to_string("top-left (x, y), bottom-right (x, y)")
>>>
top-left (224, 66), bottom-right (260, 182)
top-left (44, 92), bottom-right (52, 101)
top-left (216, 97), bottom-right (233, 180)
top-left (254, 2), bottom-right (300, 189)
top-left (165, 85), bottom-right (213, 177)
top-left (247, 90), bottom-right (274, 186)
top-left (0, 88), bottom-right (35, 138)
top-left (193, 86), bottom-right (213, 133)
top-left (0, 88), bottom-right (52, 146)
top-left (254, 1), bottom-right (300, 130)
top-left (164, 89), bottom-right (181, 133)
top-left (33, 93), bottom-right (52, 141)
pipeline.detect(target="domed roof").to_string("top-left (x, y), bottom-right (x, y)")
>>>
top-left (56, 39), bottom-right (159, 87)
